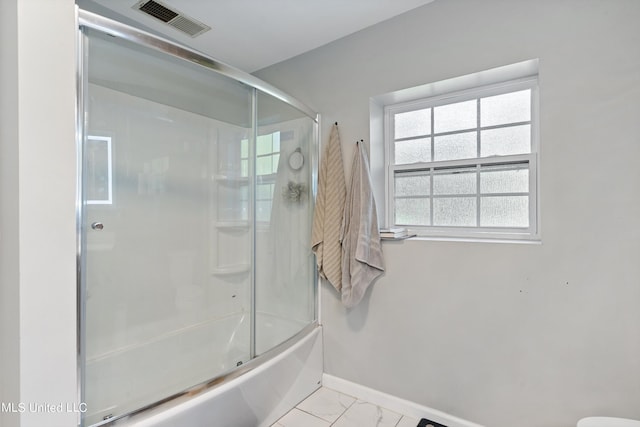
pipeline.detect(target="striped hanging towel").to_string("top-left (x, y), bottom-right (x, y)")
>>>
top-left (311, 123), bottom-right (346, 291)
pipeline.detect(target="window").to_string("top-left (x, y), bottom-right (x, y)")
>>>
top-left (241, 131), bottom-right (281, 222)
top-left (385, 77), bottom-right (538, 240)
top-left (86, 135), bottom-right (113, 205)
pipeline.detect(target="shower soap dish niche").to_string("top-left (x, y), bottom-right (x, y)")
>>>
top-left (214, 173), bottom-right (249, 183)
top-left (215, 221), bottom-right (250, 230)
top-left (211, 264), bottom-right (250, 276)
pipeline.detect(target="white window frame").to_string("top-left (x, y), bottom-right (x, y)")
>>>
top-left (384, 77), bottom-right (540, 241)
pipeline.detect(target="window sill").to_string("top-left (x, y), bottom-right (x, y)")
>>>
top-left (388, 235), bottom-right (542, 245)
top-left (380, 234), bottom-right (416, 241)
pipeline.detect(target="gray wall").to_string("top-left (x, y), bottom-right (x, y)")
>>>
top-left (255, 1), bottom-right (640, 426)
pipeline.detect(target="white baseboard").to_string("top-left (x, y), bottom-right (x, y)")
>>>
top-left (321, 374), bottom-right (485, 427)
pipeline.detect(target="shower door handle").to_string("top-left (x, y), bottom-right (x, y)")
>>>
top-left (91, 222), bottom-right (104, 230)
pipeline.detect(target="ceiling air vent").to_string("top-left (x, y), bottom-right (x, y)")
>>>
top-left (133, 0), bottom-right (211, 38)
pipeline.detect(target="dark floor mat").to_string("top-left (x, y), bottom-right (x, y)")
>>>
top-left (418, 418), bottom-right (448, 427)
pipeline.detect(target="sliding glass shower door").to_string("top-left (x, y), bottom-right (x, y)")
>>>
top-left (79, 20), bottom-right (317, 426)
top-left (254, 92), bottom-right (317, 355)
top-left (81, 29), bottom-right (255, 424)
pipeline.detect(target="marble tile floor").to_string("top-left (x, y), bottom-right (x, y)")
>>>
top-left (271, 386), bottom-right (421, 427)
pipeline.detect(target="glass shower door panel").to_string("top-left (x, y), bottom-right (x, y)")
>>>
top-left (254, 92), bottom-right (316, 355)
top-left (83, 31), bottom-right (252, 425)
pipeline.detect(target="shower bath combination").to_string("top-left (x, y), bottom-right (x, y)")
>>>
top-left (76, 9), bottom-right (320, 427)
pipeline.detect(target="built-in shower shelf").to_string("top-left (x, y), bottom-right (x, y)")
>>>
top-left (215, 221), bottom-right (250, 230)
top-left (214, 174), bottom-right (249, 183)
top-left (212, 264), bottom-right (250, 276)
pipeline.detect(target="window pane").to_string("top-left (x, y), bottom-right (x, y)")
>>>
top-left (395, 173), bottom-right (430, 197)
top-left (481, 124), bottom-right (530, 157)
top-left (256, 156), bottom-right (271, 175)
top-left (433, 169), bottom-right (476, 195)
top-left (480, 165), bottom-right (529, 194)
top-left (272, 153), bottom-right (280, 173)
top-left (434, 131), bottom-right (477, 161)
top-left (241, 139), bottom-right (248, 158)
top-left (256, 200), bottom-right (271, 222)
top-left (480, 196), bottom-right (529, 227)
top-left (241, 159), bottom-right (248, 177)
top-left (394, 108), bottom-right (431, 139)
top-left (256, 134), bottom-right (272, 155)
top-left (434, 100), bottom-right (476, 133)
top-left (481, 89), bottom-right (530, 127)
top-left (395, 138), bottom-right (431, 164)
top-left (395, 198), bottom-right (430, 225)
top-left (433, 197), bottom-right (476, 227)
top-left (85, 137), bottom-right (112, 204)
top-left (256, 183), bottom-right (273, 200)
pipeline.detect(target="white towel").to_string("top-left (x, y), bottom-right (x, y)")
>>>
top-left (340, 141), bottom-right (384, 308)
top-left (311, 124), bottom-right (346, 291)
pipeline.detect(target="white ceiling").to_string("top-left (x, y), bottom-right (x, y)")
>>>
top-left (79, 0), bottom-right (434, 72)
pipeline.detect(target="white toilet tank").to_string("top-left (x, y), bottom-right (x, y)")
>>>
top-left (578, 417), bottom-right (640, 427)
